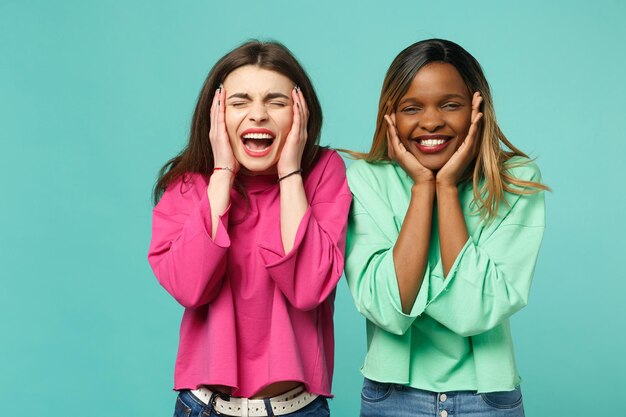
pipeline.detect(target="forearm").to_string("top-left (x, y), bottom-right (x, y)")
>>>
top-left (393, 182), bottom-right (435, 313)
top-left (207, 171), bottom-right (234, 239)
top-left (436, 183), bottom-right (469, 276)
top-left (279, 174), bottom-right (308, 253)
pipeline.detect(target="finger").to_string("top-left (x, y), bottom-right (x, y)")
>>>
top-left (384, 115), bottom-right (398, 140)
top-left (471, 92), bottom-right (483, 119)
top-left (296, 87), bottom-right (308, 141)
top-left (384, 116), bottom-right (396, 159)
top-left (469, 112), bottom-right (483, 155)
top-left (218, 86), bottom-right (226, 127)
top-left (461, 112), bottom-right (483, 153)
top-left (294, 87), bottom-right (306, 141)
top-left (472, 111), bottom-right (483, 125)
top-left (296, 86), bottom-right (309, 118)
top-left (210, 87), bottom-right (219, 115)
top-left (387, 115), bottom-right (405, 152)
top-left (291, 88), bottom-right (302, 139)
top-left (385, 115), bottom-right (405, 158)
top-left (209, 88), bottom-right (220, 139)
top-left (472, 91), bottom-right (483, 108)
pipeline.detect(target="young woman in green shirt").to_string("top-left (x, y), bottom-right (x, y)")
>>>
top-left (344, 39), bottom-right (548, 416)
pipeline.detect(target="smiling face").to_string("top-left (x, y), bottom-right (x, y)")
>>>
top-left (223, 65), bottom-right (294, 175)
top-left (394, 62), bottom-right (473, 171)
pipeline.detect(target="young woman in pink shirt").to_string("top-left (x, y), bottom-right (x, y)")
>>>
top-left (148, 41), bottom-right (351, 417)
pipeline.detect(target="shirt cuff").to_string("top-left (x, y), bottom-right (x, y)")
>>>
top-left (196, 192), bottom-right (231, 248)
top-left (387, 253), bottom-right (430, 319)
top-left (257, 207), bottom-right (312, 267)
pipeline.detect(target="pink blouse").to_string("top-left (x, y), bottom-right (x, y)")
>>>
top-left (148, 150), bottom-right (351, 397)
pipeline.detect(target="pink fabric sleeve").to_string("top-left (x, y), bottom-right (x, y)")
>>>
top-left (148, 175), bottom-right (231, 308)
top-left (258, 152), bottom-right (352, 311)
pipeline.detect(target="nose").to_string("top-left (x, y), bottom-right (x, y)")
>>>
top-left (248, 102), bottom-right (269, 123)
top-left (419, 107), bottom-right (444, 132)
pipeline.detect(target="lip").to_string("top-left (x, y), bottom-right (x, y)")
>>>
top-left (412, 134), bottom-right (454, 154)
top-left (240, 128), bottom-right (276, 158)
top-left (241, 128), bottom-right (275, 137)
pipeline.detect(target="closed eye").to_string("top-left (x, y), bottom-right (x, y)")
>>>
top-left (442, 102), bottom-right (462, 110)
top-left (400, 106), bottom-right (421, 114)
top-left (268, 101), bottom-right (289, 108)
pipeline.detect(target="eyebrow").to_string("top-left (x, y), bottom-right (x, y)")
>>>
top-left (398, 93), bottom-right (467, 105)
top-left (227, 92), bottom-right (290, 101)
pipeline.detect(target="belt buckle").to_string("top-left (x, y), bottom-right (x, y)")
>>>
top-left (211, 393), bottom-right (230, 416)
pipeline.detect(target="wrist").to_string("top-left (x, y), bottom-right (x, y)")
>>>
top-left (210, 169), bottom-right (236, 186)
top-left (277, 168), bottom-right (303, 183)
top-left (435, 175), bottom-right (458, 189)
top-left (277, 165), bottom-right (301, 177)
top-left (411, 180), bottom-right (435, 197)
top-left (435, 181), bottom-right (459, 197)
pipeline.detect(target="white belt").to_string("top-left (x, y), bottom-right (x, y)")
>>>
top-left (190, 385), bottom-right (318, 416)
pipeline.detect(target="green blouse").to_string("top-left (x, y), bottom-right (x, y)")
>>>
top-left (345, 157), bottom-right (545, 393)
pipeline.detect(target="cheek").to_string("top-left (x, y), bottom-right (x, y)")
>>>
top-left (454, 113), bottom-right (472, 138)
top-left (272, 109), bottom-right (293, 136)
top-left (394, 115), bottom-right (413, 141)
top-left (224, 111), bottom-right (241, 140)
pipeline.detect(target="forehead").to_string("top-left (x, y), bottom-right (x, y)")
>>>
top-left (403, 62), bottom-right (469, 99)
top-left (223, 65), bottom-right (293, 93)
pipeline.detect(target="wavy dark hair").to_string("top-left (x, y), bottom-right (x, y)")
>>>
top-left (153, 40), bottom-right (323, 204)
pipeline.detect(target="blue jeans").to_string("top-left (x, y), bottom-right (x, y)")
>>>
top-left (174, 389), bottom-right (330, 417)
top-left (360, 378), bottom-right (524, 417)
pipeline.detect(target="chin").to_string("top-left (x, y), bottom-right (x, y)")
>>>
top-left (239, 157), bottom-right (279, 175)
top-left (414, 156), bottom-right (449, 172)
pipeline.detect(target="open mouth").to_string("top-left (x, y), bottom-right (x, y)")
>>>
top-left (241, 129), bottom-right (275, 157)
top-left (412, 135), bottom-right (453, 153)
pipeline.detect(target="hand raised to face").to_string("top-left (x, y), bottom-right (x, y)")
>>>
top-left (385, 113), bottom-right (435, 185)
top-left (277, 86), bottom-right (309, 177)
top-left (209, 86), bottom-right (240, 174)
top-left (435, 91), bottom-right (483, 186)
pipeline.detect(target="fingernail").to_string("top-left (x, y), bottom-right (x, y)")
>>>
top-left (219, 83), bottom-right (223, 92)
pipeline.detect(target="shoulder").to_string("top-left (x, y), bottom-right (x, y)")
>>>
top-left (504, 156), bottom-right (542, 183)
top-left (310, 148), bottom-right (346, 174)
top-left (156, 172), bottom-right (208, 210)
top-left (347, 159), bottom-right (405, 193)
top-left (305, 148), bottom-right (347, 185)
top-left (348, 159), bottom-right (385, 181)
top-left (302, 148), bottom-right (350, 199)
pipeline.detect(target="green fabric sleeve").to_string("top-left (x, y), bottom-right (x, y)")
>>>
top-left (424, 161), bottom-right (546, 336)
top-left (345, 163), bottom-right (429, 335)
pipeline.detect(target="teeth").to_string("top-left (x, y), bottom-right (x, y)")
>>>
top-left (244, 143), bottom-right (270, 152)
top-left (419, 138), bottom-right (447, 146)
top-left (242, 133), bottom-right (274, 140)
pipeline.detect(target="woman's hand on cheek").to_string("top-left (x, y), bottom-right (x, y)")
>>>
top-left (436, 92), bottom-right (483, 187)
top-left (277, 86), bottom-right (308, 176)
top-left (209, 86), bottom-right (239, 173)
top-left (385, 113), bottom-right (434, 185)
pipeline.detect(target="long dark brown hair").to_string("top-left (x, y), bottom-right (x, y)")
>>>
top-left (344, 39), bottom-right (548, 221)
top-left (153, 40), bottom-right (323, 204)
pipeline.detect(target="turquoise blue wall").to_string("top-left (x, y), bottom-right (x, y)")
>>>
top-left (2, 1), bottom-right (624, 415)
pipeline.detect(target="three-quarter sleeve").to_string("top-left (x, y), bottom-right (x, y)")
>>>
top-left (258, 152), bottom-right (352, 311)
top-left (344, 180), bottom-right (428, 336)
top-left (148, 175), bottom-right (231, 308)
top-left (424, 163), bottom-right (546, 336)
